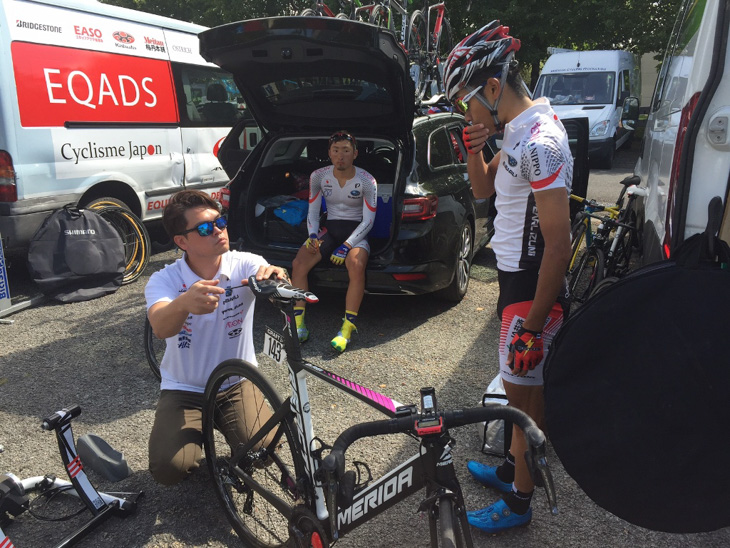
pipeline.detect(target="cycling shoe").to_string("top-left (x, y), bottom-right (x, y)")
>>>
top-left (467, 460), bottom-right (512, 493)
top-left (467, 499), bottom-right (532, 533)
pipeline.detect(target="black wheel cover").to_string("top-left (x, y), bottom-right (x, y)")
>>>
top-left (544, 263), bottom-right (730, 533)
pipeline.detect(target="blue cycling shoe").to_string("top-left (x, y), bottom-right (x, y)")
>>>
top-left (467, 461), bottom-right (512, 493)
top-left (467, 499), bottom-right (532, 533)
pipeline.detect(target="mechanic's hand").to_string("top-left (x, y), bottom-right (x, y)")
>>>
top-left (305, 233), bottom-right (321, 253)
top-left (247, 265), bottom-right (289, 284)
top-left (330, 244), bottom-right (350, 265)
top-left (507, 326), bottom-right (543, 375)
top-left (183, 280), bottom-right (225, 315)
top-left (463, 124), bottom-right (489, 155)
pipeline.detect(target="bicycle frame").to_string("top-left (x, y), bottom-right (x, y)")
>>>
top-left (373, 0), bottom-right (409, 44)
top-left (254, 296), bottom-right (473, 543)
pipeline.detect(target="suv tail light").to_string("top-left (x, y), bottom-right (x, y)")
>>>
top-left (0, 151), bottom-right (17, 203)
top-left (220, 184), bottom-right (231, 210)
top-left (402, 195), bottom-right (438, 221)
top-left (663, 91), bottom-right (700, 258)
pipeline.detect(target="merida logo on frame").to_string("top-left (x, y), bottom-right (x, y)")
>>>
top-left (337, 466), bottom-right (414, 527)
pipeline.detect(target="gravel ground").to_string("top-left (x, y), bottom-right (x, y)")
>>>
top-left (2, 244), bottom-right (729, 548)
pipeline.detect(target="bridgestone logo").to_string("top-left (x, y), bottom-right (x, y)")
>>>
top-left (16, 20), bottom-right (62, 33)
top-left (64, 229), bottom-right (96, 235)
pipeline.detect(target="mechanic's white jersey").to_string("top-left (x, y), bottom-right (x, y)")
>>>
top-left (490, 98), bottom-right (573, 272)
top-left (307, 165), bottom-right (377, 247)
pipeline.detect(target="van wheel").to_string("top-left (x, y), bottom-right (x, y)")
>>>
top-left (437, 222), bottom-right (472, 302)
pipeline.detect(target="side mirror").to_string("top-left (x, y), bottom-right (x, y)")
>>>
top-left (621, 96), bottom-right (639, 131)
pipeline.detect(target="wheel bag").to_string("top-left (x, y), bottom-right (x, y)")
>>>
top-left (543, 198), bottom-right (730, 533)
top-left (27, 205), bottom-right (125, 302)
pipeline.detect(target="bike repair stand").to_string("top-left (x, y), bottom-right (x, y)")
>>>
top-left (0, 232), bottom-right (44, 324)
top-left (0, 406), bottom-right (143, 548)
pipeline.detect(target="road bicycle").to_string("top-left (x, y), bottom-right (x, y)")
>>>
top-left (0, 406), bottom-right (142, 548)
top-left (404, 0), bottom-right (453, 101)
top-left (568, 175), bottom-right (646, 305)
top-left (201, 277), bottom-right (557, 547)
top-left (299, 0), bottom-right (350, 18)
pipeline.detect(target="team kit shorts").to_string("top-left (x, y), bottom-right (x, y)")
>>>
top-left (316, 219), bottom-right (370, 262)
top-left (497, 269), bottom-right (570, 387)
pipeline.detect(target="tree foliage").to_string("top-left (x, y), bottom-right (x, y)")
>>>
top-left (103, 0), bottom-right (683, 85)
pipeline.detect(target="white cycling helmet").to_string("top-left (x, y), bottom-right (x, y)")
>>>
top-left (444, 21), bottom-right (521, 128)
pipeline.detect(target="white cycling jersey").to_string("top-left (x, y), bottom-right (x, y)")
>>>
top-left (307, 165), bottom-right (377, 248)
top-left (490, 98), bottom-right (573, 272)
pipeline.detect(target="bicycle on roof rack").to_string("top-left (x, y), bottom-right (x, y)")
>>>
top-left (201, 277), bottom-right (558, 547)
top-left (0, 406), bottom-right (142, 548)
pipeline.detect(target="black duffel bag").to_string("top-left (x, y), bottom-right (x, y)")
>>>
top-left (27, 205), bottom-right (125, 302)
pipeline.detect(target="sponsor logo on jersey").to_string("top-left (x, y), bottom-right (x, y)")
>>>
top-left (507, 154), bottom-right (517, 167)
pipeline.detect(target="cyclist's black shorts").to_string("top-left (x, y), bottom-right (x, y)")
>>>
top-left (497, 268), bottom-right (570, 320)
top-left (319, 220), bottom-right (368, 264)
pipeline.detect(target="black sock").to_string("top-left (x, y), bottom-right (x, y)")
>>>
top-left (503, 487), bottom-right (533, 515)
top-left (495, 452), bottom-right (515, 483)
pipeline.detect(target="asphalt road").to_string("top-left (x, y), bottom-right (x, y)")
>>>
top-left (2, 146), bottom-right (729, 547)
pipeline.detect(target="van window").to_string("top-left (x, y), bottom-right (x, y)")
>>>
top-left (173, 63), bottom-right (243, 127)
top-left (536, 72), bottom-right (615, 105)
top-left (650, 0), bottom-right (707, 114)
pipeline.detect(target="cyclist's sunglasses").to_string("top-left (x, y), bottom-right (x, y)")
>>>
top-left (329, 132), bottom-right (357, 147)
top-left (454, 83), bottom-right (487, 115)
top-left (178, 215), bottom-right (228, 236)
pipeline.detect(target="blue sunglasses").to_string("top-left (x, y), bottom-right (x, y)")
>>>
top-left (179, 215), bottom-right (228, 236)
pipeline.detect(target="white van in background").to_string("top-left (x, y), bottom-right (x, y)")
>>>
top-left (634, 0), bottom-right (730, 263)
top-left (0, 0), bottom-right (246, 255)
top-left (534, 50), bottom-right (641, 169)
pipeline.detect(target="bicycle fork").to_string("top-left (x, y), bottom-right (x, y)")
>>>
top-left (420, 433), bottom-right (474, 548)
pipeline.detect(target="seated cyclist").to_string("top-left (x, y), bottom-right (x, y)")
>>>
top-left (291, 131), bottom-right (377, 353)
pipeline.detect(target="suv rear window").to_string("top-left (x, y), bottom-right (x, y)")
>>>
top-left (261, 77), bottom-right (390, 106)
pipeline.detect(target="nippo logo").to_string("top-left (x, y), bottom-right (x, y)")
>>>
top-left (113, 31), bottom-right (135, 44)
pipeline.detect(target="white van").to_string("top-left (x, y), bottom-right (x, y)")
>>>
top-left (0, 0), bottom-right (245, 254)
top-left (634, 0), bottom-right (730, 263)
top-left (534, 50), bottom-right (641, 169)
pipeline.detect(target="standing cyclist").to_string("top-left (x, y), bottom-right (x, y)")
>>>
top-left (291, 131), bottom-right (377, 353)
top-left (444, 22), bottom-right (572, 532)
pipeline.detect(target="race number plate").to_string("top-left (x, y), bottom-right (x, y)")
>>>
top-left (264, 326), bottom-right (286, 364)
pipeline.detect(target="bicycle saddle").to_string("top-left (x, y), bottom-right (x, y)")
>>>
top-left (247, 276), bottom-right (319, 303)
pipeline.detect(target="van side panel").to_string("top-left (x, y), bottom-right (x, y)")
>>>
top-left (636, 0), bottom-right (728, 259)
top-left (0, 0), bottom-right (234, 252)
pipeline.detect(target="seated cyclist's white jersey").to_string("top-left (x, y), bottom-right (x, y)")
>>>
top-left (307, 165), bottom-right (377, 248)
top-left (490, 98), bottom-right (573, 272)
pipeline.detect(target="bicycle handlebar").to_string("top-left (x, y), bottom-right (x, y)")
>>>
top-left (247, 276), bottom-right (319, 304)
top-left (42, 405), bottom-right (81, 431)
top-left (321, 404), bottom-right (558, 514)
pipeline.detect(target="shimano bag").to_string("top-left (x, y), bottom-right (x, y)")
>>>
top-left (27, 205), bottom-right (125, 302)
top-left (544, 197), bottom-right (730, 533)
